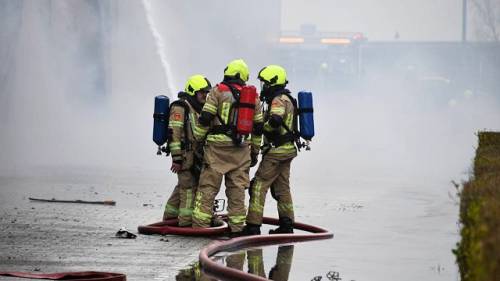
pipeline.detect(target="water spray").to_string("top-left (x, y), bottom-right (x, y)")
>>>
top-left (142, 0), bottom-right (176, 96)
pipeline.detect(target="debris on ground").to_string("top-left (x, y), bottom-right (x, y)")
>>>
top-left (115, 227), bottom-right (137, 239)
top-left (29, 197), bottom-right (116, 206)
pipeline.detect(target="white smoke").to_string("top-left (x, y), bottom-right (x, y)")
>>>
top-left (1, 1), bottom-right (499, 185)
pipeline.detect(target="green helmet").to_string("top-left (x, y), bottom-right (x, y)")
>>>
top-left (257, 65), bottom-right (288, 87)
top-left (223, 59), bottom-right (249, 82)
top-left (184, 74), bottom-right (211, 96)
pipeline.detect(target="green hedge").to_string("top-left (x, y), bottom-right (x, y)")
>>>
top-left (454, 132), bottom-right (500, 281)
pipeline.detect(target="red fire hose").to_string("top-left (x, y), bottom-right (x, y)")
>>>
top-left (199, 216), bottom-right (333, 281)
top-left (138, 217), bottom-right (229, 236)
top-left (0, 271), bottom-right (125, 281)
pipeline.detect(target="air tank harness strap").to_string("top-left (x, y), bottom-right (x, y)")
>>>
top-left (208, 82), bottom-right (244, 146)
top-left (282, 92), bottom-right (302, 150)
top-left (237, 102), bottom-right (255, 109)
top-left (269, 132), bottom-right (296, 147)
top-left (211, 124), bottom-right (235, 136)
top-left (262, 122), bottom-right (300, 157)
top-left (153, 113), bottom-right (168, 120)
top-left (261, 131), bottom-right (296, 156)
top-left (210, 101), bottom-right (254, 136)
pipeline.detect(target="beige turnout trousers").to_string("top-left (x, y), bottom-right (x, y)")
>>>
top-left (164, 169), bottom-right (197, 226)
top-left (192, 143), bottom-right (251, 232)
top-left (246, 154), bottom-right (295, 225)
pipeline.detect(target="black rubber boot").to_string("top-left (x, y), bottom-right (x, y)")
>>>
top-left (210, 216), bottom-right (225, 227)
top-left (242, 223), bottom-right (261, 236)
top-left (269, 217), bottom-right (294, 234)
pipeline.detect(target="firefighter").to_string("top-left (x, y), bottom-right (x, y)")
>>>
top-left (244, 65), bottom-right (298, 235)
top-left (175, 262), bottom-right (215, 281)
top-left (163, 75), bottom-right (211, 226)
top-left (192, 59), bottom-right (264, 236)
top-left (175, 253), bottom-right (245, 281)
top-left (247, 249), bottom-right (266, 278)
top-left (247, 245), bottom-right (294, 281)
top-left (268, 245), bottom-right (294, 281)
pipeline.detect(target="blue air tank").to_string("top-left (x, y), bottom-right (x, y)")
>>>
top-left (298, 91), bottom-right (314, 140)
top-left (153, 95), bottom-right (170, 147)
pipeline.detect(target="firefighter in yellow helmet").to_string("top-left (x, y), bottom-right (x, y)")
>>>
top-left (163, 74), bottom-right (211, 226)
top-left (191, 59), bottom-right (264, 236)
top-left (268, 245), bottom-right (294, 280)
top-left (244, 65), bottom-right (298, 235)
top-left (247, 248), bottom-right (266, 278)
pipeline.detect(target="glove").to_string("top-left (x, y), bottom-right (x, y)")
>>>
top-left (263, 129), bottom-right (279, 143)
top-left (171, 158), bottom-right (183, 173)
top-left (250, 152), bottom-right (258, 167)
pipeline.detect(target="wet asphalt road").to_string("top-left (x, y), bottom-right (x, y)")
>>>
top-left (0, 167), bottom-right (459, 281)
top-left (0, 168), bottom-right (212, 281)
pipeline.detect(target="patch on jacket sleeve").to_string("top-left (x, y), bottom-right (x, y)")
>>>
top-left (173, 112), bottom-right (182, 121)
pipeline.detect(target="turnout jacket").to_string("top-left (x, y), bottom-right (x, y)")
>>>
top-left (193, 83), bottom-right (264, 155)
top-left (262, 92), bottom-right (298, 159)
top-left (168, 98), bottom-right (202, 170)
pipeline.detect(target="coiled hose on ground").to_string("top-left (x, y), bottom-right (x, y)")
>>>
top-left (140, 216), bottom-right (333, 281)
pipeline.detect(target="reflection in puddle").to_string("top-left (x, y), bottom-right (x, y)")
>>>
top-left (176, 245), bottom-right (294, 281)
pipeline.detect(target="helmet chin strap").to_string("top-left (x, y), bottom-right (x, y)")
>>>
top-left (178, 91), bottom-right (202, 113)
top-left (186, 94), bottom-right (203, 113)
top-left (260, 84), bottom-right (286, 103)
top-left (223, 76), bottom-right (245, 86)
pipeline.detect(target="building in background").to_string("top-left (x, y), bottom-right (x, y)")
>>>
top-left (274, 24), bottom-right (366, 90)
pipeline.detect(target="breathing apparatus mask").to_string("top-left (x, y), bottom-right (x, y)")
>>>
top-left (260, 82), bottom-right (284, 104)
top-left (178, 91), bottom-right (203, 113)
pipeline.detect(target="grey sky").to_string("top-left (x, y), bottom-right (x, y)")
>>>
top-left (281, 0), bottom-right (463, 41)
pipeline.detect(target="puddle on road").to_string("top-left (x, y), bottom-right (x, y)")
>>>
top-left (177, 243), bottom-right (340, 281)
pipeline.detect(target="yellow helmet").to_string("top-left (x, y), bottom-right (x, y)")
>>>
top-left (223, 59), bottom-right (249, 82)
top-left (258, 65), bottom-right (287, 87)
top-left (184, 74), bottom-right (212, 96)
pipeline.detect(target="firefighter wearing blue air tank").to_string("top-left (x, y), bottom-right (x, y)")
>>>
top-left (163, 75), bottom-right (211, 226)
top-left (192, 59), bottom-right (264, 237)
top-left (244, 65), bottom-right (298, 235)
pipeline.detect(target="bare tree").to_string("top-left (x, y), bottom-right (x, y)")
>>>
top-left (470, 0), bottom-right (500, 41)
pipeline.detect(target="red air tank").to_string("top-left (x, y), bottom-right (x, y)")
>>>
top-left (236, 85), bottom-right (257, 135)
